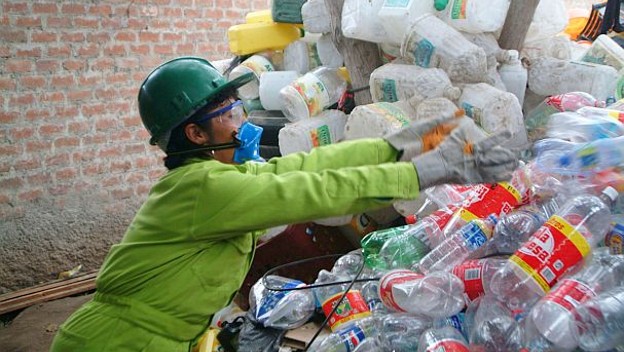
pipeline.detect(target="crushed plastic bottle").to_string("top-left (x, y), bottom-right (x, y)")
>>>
top-left (301, 0), bottom-right (331, 34)
top-left (376, 313), bottom-right (433, 351)
top-left (466, 294), bottom-right (520, 352)
top-left (278, 109), bottom-right (347, 155)
top-left (546, 110), bottom-right (624, 143)
top-left (435, 0), bottom-right (511, 33)
top-left (452, 258), bottom-right (507, 303)
top-left (489, 186), bottom-right (619, 311)
top-left (361, 225), bottom-right (431, 271)
top-left (535, 136), bottom-right (624, 175)
top-left (249, 275), bottom-right (315, 329)
top-left (309, 316), bottom-right (378, 352)
top-left (377, 0), bottom-right (435, 45)
top-left (343, 101), bottom-right (412, 141)
top-left (574, 286), bottom-right (624, 351)
top-left (229, 54), bottom-right (276, 100)
top-left (417, 326), bottom-right (470, 352)
top-left (341, 0), bottom-right (390, 44)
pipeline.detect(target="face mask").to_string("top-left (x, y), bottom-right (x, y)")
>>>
top-left (233, 121), bottom-right (264, 163)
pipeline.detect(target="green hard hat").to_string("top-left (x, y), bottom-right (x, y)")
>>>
top-left (138, 57), bottom-right (254, 147)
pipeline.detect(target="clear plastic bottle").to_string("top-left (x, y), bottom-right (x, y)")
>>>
top-left (417, 326), bottom-right (470, 352)
top-left (369, 63), bottom-right (460, 103)
top-left (546, 110), bottom-right (624, 143)
top-left (377, 0), bottom-right (435, 45)
top-left (301, 0), bottom-right (331, 34)
top-left (279, 66), bottom-right (347, 121)
top-left (535, 136), bottom-right (624, 175)
top-left (527, 57), bottom-right (619, 101)
top-left (435, 0), bottom-right (511, 33)
top-left (401, 14), bottom-right (488, 83)
top-left (376, 313), bottom-right (433, 351)
top-left (378, 270), bottom-right (465, 318)
top-left (418, 215), bottom-right (498, 274)
top-left (229, 54), bottom-right (276, 100)
top-left (525, 248), bottom-right (624, 351)
top-left (283, 40), bottom-right (320, 74)
top-left (361, 225), bottom-right (431, 271)
top-left (451, 258), bottom-right (507, 302)
top-left (577, 106), bottom-right (624, 123)
top-left (498, 50), bottom-right (527, 106)
top-left (309, 316), bottom-right (378, 352)
top-left (341, 0), bottom-right (390, 44)
top-left (574, 286), bottom-right (624, 352)
top-left (524, 91), bottom-right (603, 143)
top-left (489, 187), bottom-right (619, 311)
top-left (259, 70), bottom-right (299, 111)
top-left (278, 109), bottom-right (347, 155)
top-left (466, 294), bottom-right (520, 351)
top-left (249, 275), bottom-right (315, 329)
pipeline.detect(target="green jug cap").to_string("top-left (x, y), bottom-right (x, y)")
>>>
top-left (434, 0), bottom-right (449, 11)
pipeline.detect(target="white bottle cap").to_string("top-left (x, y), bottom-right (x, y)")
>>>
top-left (602, 186), bottom-right (619, 202)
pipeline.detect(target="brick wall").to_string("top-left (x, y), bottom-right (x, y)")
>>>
top-left (0, 0), bottom-right (271, 293)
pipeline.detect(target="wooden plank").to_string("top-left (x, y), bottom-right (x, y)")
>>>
top-left (0, 272), bottom-right (97, 302)
top-left (498, 0), bottom-right (541, 51)
top-left (324, 0), bottom-right (382, 105)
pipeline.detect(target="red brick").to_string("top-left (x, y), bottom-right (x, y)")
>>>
top-left (82, 134), bottom-right (107, 145)
top-left (27, 172), bottom-right (52, 185)
top-left (0, 78), bottom-right (17, 90)
top-left (78, 74), bottom-right (99, 86)
top-left (36, 59), bottom-right (60, 72)
top-left (0, 144), bottom-right (21, 156)
top-left (14, 158), bottom-right (41, 171)
top-left (45, 153), bottom-right (70, 167)
top-left (110, 130), bottom-right (133, 141)
top-left (60, 32), bottom-right (85, 42)
top-left (39, 124), bottom-right (64, 136)
top-left (150, 19), bottom-right (169, 30)
top-left (125, 172), bottom-right (147, 183)
top-left (88, 32), bottom-right (111, 44)
top-left (48, 45), bottom-right (71, 57)
top-left (20, 75), bottom-right (46, 89)
top-left (104, 44), bottom-right (126, 56)
top-left (163, 32), bottom-right (183, 42)
top-left (91, 57), bottom-right (114, 70)
top-left (111, 160), bottom-right (132, 173)
top-left (55, 106), bottom-right (79, 118)
top-left (71, 149), bottom-right (97, 163)
top-left (124, 143), bottom-right (146, 154)
top-left (94, 87), bottom-right (116, 100)
top-left (32, 31), bottom-right (58, 43)
top-left (55, 137), bottom-right (80, 148)
top-left (0, 46), bottom-right (9, 57)
top-left (0, 177), bottom-right (25, 189)
top-left (95, 117), bottom-right (118, 130)
top-left (98, 147), bottom-right (122, 158)
top-left (67, 90), bottom-right (92, 102)
top-left (102, 175), bottom-right (122, 187)
top-left (10, 93), bottom-right (35, 106)
top-left (16, 47), bottom-right (42, 58)
top-left (105, 72), bottom-right (127, 84)
top-left (136, 183), bottom-right (152, 196)
top-left (68, 121), bottom-right (90, 134)
top-left (16, 17), bottom-right (42, 27)
top-left (173, 20), bottom-right (191, 30)
top-left (6, 59), bottom-right (33, 73)
top-left (10, 127), bottom-right (35, 139)
top-left (89, 4), bottom-right (112, 16)
top-left (82, 163), bottom-right (106, 176)
top-left (40, 92), bottom-right (64, 104)
top-left (101, 17), bottom-right (122, 29)
top-left (62, 59), bottom-right (86, 71)
top-left (49, 185), bottom-right (69, 196)
top-left (176, 43), bottom-right (194, 55)
top-left (0, 194), bottom-right (10, 204)
top-left (75, 18), bottom-right (99, 28)
top-left (18, 190), bottom-right (44, 202)
top-left (82, 103), bottom-right (106, 116)
top-left (26, 140), bottom-right (53, 153)
top-left (139, 32), bottom-right (160, 42)
top-left (111, 188), bottom-right (133, 200)
top-left (24, 108), bottom-right (52, 121)
top-left (4, 2), bottom-right (28, 13)
top-left (77, 44), bottom-right (99, 57)
top-left (33, 3), bottom-right (58, 14)
top-left (50, 75), bottom-right (74, 87)
top-left (184, 8), bottom-right (201, 17)
top-left (148, 169), bottom-right (166, 180)
top-left (61, 4), bottom-right (86, 15)
top-left (154, 45), bottom-right (174, 55)
top-left (0, 162), bottom-right (10, 173)
top-left (122, 116), bottom-right (142, 127)
top-left (47, 17), bottom-right (71, 28)
top-left (163, 7), bottom-right (183, 16)
top-left (55, 167), bottom-right (78, 180)
top-left (115, 32), bottom-right (136, 42)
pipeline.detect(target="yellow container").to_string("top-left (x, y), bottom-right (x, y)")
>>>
top-left (245, 10), bottom-right (272, 24)
top-left (191, 328), bottom-right (221, 352)
top-left (228, 22), bottom-right (302, 56)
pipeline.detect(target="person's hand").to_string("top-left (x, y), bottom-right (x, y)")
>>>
top-left (384, 110), bottom-right (464, 161)
top-left (412, 120), bottom-right (519, 189)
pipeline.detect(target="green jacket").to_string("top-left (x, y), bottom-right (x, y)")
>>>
top-left (50, 138), bottom-right (420, 352)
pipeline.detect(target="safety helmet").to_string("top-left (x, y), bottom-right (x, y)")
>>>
top-left (138, 57), bottom-right (254, 149)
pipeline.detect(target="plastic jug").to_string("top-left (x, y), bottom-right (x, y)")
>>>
top-left (522, 36), bottom-right (573, 61)
top-left (528, 57), bottom-right (619, 101)
top-left (369, 63), bottom-right (461, 103)
top-left (317, 34), bottom-right (343, 68)
top-left (245, 10), bottom-right (273, 24)
top-left (344, 102), bottom-right (413, 141)
top-left (301, 0), bottom-right (331, 34)
top-left (283, 40), bottom-right (321, 74)
top-left (459, 83), bottom-right (528, 149)
top-left (401, 14), bottom-right (488, 83)
top-left (498, 50), bottom-right (528, 106)
top-left (524, 0), bottom-right (569, 43)
top-left (259, 71), bottom-right (300, 111)
top-left (229, 55), bottom-right (276, 100)
top-left (278, 109), bottom-right (348, 155)
top-left (435, 0), bottom-right (511, 33)
top-left (342, 0), bottom-right (391, 44)
top-left (271, 0), bottom-right (306, 24)
top-left (581, 34), bottom-right (624, 72)
top-left (228, 22), bottom-right (302, 56)
top-left (377, 0), bottom-right (436, 45)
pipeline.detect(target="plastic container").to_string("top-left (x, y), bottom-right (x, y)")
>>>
top-left (309, 316), bottom-right (378, 352)
top-left (458, 83), bottom-right (527, 149)
top-left (249, 275), bottom-right (315, 329)
top-left (546, 110), bottom-right (624, 143)
top-left (527, 57), bottom-right (619, 101)
top-left (575, 286), bottom-right (624, 351)
top-left (413, 97), bottom-right (459, 121)
top-left (341, 0), bottom-right (390, 44)
top-left (259, 70), bottom-right (299, 111)
top-left (452, 258), bottom-right (507, 302)
top-left (361, 225), bottom-right (432, 271)
top-left (417, 326), bottom-right (470, 352)
top-left (317, 34), bottom-right (343, 68)
top-left (522, 35), bottom-right (573, 61)
top-left (279, 66), bottom-right (347, 121)
top-left (377, 0), bottom-right (436, 45)
top-left (301, 0), bottom-right (331, 33)
top-left (498, 50), bottom-right (528, 106)
top-left (369, 63), bottom-right (461, 103)
top-left (227, 22), bottom-right (302, 56)
top-left (278, 109), bottom-right (348, 155)
top-left (228, 55), bottom-right (276, 101)
top-left (343, 102), bottom-right (411, 141)
top-left (535, 136), bottom-right (624, 175)
top-left (401, 14), bottom-right (488, 83)
top-left (524, 0), bottom-right (569, 43)
top-left (245, 10), bottom-right (273, 24)
top-left (581, 34), bottom-right (624, 72)
top-left (283, 40), bottom-right (321, 74)
top-left (436, 0), bottom-right (511, 33)
top-left (271, 0), bottom-right (306, 24)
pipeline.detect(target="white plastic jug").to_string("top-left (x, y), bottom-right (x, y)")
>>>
top-left (377, 0), bottom-right (436, 45)
top-left (414, 97), bottom-right (459, 121)
top-left (581, 34), bottom-right (624, 72)
top-left (401, 14), bottom-right (488, 83)
top-left (436, 0), bottom-right (511, 33)
top-left (459, 83), bottom-right (528, 148)
top-left (341, 0), bottom-right (391, 43)
top-left (229, 55), bottom-right (276, 100)
top-left (278, 109), bottom-right (348, 155)
top-left (369, 63), bottom-right (461, 103)
top-left (498, 50), bottom-right (528, 106)
top-left (522, 36), bottom-right (572, 61)
top-left (283, 40), bottom-right (321, 74)
top-left (524, 0), bottom-right (568, 44)
top-left (344, 101), bottom-right (413, 141)
top-left (528, 57), bottom-right (619, 101)
top-left (301, 0), bottom-right (331, 34)
top-left (317, 34), bottom-right (343, 68)
top-left (259, 71), bottom-right (300, 111)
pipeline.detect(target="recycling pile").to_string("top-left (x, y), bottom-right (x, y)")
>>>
top-left (204, 0), bottom-right (624, 351)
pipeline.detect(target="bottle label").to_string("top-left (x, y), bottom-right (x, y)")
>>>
top-left (413, 38), bottom-right (435, 68)
top-left (544, 279), bottom-right (596, 315)
top-left (255, 280), bottom-right (305, 322)
top-left (321, 290), bottom-right (371, 331)
top-left (336, 323), bottom-right (367, 352)
top-left (461, 102), bottom-right (482, 126)
top-left (380, 78), bottom-right (399, 102)
top-left (384, 0), bottom-right (411, 7)
top-left (575, 144), bottom-right (600, 170)
top-left (291, 73), bottom-right (331, 117)
top-left (367, 102), bottom-right (410, 127)
top-left (378, 269), bottom-right (424, 312)
top-left (459, 222), bottom-right (490, 251)
top-left (510, 215), bottom-right (591, 294)
top-left (450, 0), bottom-right (468, 20)
top-left (426, 338), bottom-right (470, 352)
top-left (456, 182), bottom-right (521, 223)
top-left (428, 205), bottom-right (461, 231)
top-left (310, 124), bottom-right (332, 147)
top-left (441, 313), bottom-right (467, 338)
top-left (451, 259), bottom-right (485, 302)
top-left (242, 55), bottom-right (275, 78)
top-left (606, 222), bottom-right (624, 254)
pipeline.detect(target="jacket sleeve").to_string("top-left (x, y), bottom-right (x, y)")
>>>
top-left (189, 160), bottom-right (420, 240)
top-left (251, 138), bottom-right (401, 174)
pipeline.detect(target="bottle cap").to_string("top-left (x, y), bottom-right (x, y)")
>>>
top-left (434, 0), bottom-right (449, 11)
top-left (602, 186), bottom-right (619, 203)
top-left (559, 154), bottom-right (572, 167)
top-left (487, 214), bottom-right (499, 225)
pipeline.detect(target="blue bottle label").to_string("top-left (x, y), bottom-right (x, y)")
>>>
top-left (256, 280), bottom-right (305, 321)
top-left (606, 222), bottom-right (624, 254)
top-left (460, 222), bottom-right (488, 251)
top-left (337, 324), bottom-right (367, 352)
top-left (381, 79), bottom-right (399, 102)
top-left (413, 39), bottom-right (435, 68)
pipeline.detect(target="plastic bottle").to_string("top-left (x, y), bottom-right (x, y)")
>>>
top-left (343, 102), bottom-right (411, 141)
top-left (376, 313), bottom-right (433, 351)
top-left (283, 40), bottom-right (321, 74)
top-left (278, 109), bottom-right (347, 155)
top-left (574, 286), bottom-right (624, 351)
top-left (524, 92), bottom-right (603, 143)
top-left (401, 14), bottom-right (488, 83)
top-left (607, 214), bottom-right (624, 255)
top-left (527, 57), bottom-right (619, 101)
top-left (525, 249), bottom-right (624, 351)
top-left (378, 270), bottom-right (465, 318)
top-left (535, 136), bottom-right (624, 175)
top-left (369, 63), bottom-right (461, 103)
top-left (466, 294), bottom-right (520, 351)
top-left (249, 275), bottom-right (315, 329)
top-left (229, 55), bottom-right (276, 100)
top-left (498, 50), bottom-right (528, 106)
top-left (377, 0), bottom-right (435, 45)
top-left (331, 250), bottom-right (365, 281)
top-left (317, 34), bottom-right (343, 68)
top-left (522, 35), bottom-right (573, 61)
top-left (581, 34), bottom-right (624, 72)
top-left (259, 70), bottom-right (299, 111)
top-left (414, 97), bottom-right (460, 122)
top-left (361, 225), bottom-right (431, 271)
top-left (418, 215), bottom-right (498, 275)
top-left (523, 0), bottom-right (569, 44)
top-left (227, 22), bottom-right (302, 56)
top-left (417, 326), bottom-right (470, 352)
top-left (341, 0), bottom-right (390, 44)
top-left (309, 316), bottom-right (378, 352)
top-left (578, 106), bottom-right (624, 123)
top-left (435, 0), bottom-right (511, 33)
top-left (546, 110), bottom-right (624, 143)
top-left (301, 0), bottom-right (331, 34)
top-left (279, 66), bottom-right (347, 121)
top-left (313, 269), bottom-right (372, 331)
top-left (458, 83), bottom-right (527, 149)
top-left (451, 258), bottom-right (507, 303)
top-left (489, 186), bottom-right (619, 311)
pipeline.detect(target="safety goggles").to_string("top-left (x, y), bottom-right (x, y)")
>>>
top-left (195, 100), bottom-right (246, 127)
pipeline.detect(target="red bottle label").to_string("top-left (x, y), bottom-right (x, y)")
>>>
top-left (378, 269), bottom-right (424, 312)
top-left (426, 339), bottom-right (470, 352)
top-left (510, 215), bottom-right (591, 294)
top-left (458, 182), bottom-right (522, 222)
top-left (321, 290), bottom-right (371, 331)
top-left (544, 279), bottom-right (596, 314)
top-left (452, 259), bottom-right (485, 302)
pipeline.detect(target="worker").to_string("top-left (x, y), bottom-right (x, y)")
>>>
top-left (50, 57), bottom-right (518, 351)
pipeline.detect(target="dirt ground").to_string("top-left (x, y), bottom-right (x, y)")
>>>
top-left (0, 294), bottom-right (92, 352)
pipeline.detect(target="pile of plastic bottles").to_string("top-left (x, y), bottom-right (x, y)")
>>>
top-left (216, 0), bottom-right (624, 350)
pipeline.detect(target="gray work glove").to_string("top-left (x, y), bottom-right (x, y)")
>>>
top-left (412, 126), bottom-right (520, 190)
top-left (384, 110), bottom-right (463, 161)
